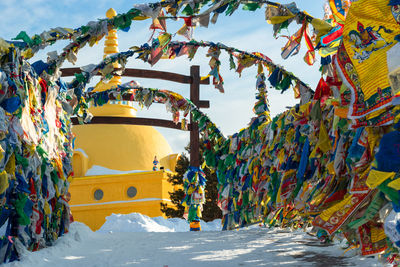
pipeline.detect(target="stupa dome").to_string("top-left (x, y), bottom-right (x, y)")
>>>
top-left (72, 104), bottom-right (177, 176)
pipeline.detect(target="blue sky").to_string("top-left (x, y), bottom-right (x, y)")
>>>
top-left (0, 0), bottom-right (325, 154)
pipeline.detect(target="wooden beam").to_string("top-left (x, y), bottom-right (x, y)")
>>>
top-left (60, 67), bottom-right (210, 85)
top-left (198, 100), bottom-right (210, 109)
top-left (71, 116), bottom-right (192, 131)
top-left (60, 67), bottom-right (84, 77)
top-left (124, 68), bottom-right (188, 84)
top-left (190, 65), bottom-right (200, 168)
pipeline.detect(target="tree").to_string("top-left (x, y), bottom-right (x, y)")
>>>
top-left (160, 144), bottom-right (222, 221)
top-left (160, 153), bottom-right (189, 218)
top-left (201, 165), bottom-right (222, 222)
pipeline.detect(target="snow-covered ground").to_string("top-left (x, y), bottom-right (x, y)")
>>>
top-left (6, 213), bottom-right (382, 267)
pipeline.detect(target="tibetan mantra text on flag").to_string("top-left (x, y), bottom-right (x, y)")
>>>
top-left (335, 0), bottom-right (400, 127)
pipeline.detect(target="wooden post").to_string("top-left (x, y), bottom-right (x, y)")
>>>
top-left (190, 65), bottom-right (200, 168)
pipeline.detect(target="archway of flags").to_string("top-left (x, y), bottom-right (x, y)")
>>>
top-left (0, 0), bottom-right (399, 265)
top-left (48, 36), bottom-right (313, 125)
top-left (4, 0), bottom-right (329, 57)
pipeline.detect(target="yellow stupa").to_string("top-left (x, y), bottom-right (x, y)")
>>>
top-left (69, 8), bottom-right (178, 231)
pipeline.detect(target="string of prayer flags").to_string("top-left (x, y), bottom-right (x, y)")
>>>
top-left (0, 47), bottom-right (74, 263)
top-left (132, 39), bottom-right (313, 97)
top-left (84, 82), bottom-right (225, 146)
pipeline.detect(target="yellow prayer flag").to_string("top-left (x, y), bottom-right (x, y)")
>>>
top-left (318, 121), bottom-right (332, 153)
top-left (387, 179), bottom-right (400, 190)
top-left (267, 14), bottom-right (296, 25)
top-left (366, 169), bottom-right (396, 189)
top-left (310, 18), bottom-right (333, 38)
top-left (371, 226), bottom-right (387, 243)
top-left (0, 171), bottom-right (8, 195)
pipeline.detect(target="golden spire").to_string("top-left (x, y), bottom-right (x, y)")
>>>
top-left (94, 8), bottom-right (121, 92)
top-left (90, 7), bottom-right (137, 117)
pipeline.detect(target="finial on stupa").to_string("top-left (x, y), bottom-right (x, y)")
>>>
top-left (153, 156), bottom-right (159, 171)
top-left (94, 8), bottom-right (121, 92)
top-left (106, 8), bottom-right (117, 18)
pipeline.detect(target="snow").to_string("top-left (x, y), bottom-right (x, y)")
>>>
top-left (85, 165), bottom-right (146, 176)
top-left (97, 213), bottom-right (221, 233)
top-left (74, 148), bottom-right (88, 158)
top-left (6, 213), bottom-right (381, 267)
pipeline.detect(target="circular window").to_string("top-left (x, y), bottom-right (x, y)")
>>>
top-left (94, 189), bottom-right (103, 200)
top-left (127, 186), bottom-right (137, 198)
